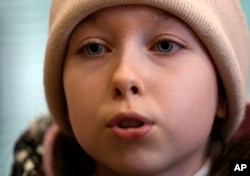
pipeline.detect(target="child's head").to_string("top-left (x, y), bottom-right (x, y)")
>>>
top-left (44, 0), bottom-right (249, 175)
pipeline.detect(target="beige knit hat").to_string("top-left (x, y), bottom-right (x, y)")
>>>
top-left (44, 0), bottom-right (250, 140)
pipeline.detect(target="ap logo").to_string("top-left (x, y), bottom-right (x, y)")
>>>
top-left (230, 160), bottom-right (250, 176)
top-left (234, 164), bottom-right (247, 171)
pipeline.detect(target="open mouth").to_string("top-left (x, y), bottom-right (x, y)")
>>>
top-left (117, 119), bottom-right (144, 128)
top-left (107, 112), bottom-right (154, 140)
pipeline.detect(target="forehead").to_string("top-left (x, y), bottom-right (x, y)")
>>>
top-left (82, 5), bottom-right (182, 27)
top-left (69, 5), bottom-right (201, 49)
top-left (69, 4), bottom-right (203, 52)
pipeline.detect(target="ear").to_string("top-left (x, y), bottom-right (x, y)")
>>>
top-left (215, 97), bottom-right (227, 119)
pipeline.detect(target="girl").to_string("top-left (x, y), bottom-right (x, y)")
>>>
top-left (11, 0), bottom-right (250, 176)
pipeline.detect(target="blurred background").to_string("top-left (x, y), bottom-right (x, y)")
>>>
top-left (0, 0), bottom-right (250, 176)
top-left (0, 1), bottom-right (50, 175)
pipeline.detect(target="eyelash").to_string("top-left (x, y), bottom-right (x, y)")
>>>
top-left (150, 39), bottom-right (182, 54)
top-left (74, 42), bottom-right (110, 56)
top-left (74, 39), bottom-right (182, 57)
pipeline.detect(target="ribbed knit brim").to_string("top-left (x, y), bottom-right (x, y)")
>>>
top-left (44, 0), bottom-right (250, 140)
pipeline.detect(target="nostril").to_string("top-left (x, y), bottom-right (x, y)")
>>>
top-left (131, 86), bottom-right (138, 94)
top-left (114, 86), bottom-right (139, 97)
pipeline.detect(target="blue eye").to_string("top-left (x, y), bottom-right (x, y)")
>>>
top-left (75, 42), bottom-right (109, 56)
top-left (150, 39), bottom-right (182, 54)
top-left (157, 40), bottom-right (174, 52)
top-left (86, 43), bottom-right (103, 55)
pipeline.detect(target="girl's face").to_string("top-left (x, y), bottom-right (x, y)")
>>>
top-left (64, 5), bottom-right (224, 176)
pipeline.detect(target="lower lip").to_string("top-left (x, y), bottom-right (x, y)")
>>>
top-left (109, 124), bottom-right (153, 141)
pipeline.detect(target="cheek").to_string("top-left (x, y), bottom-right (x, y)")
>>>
top-left (63, 61), bottom-right (109, 115)
top-left (154, 58), bottom-right (218, 146)
top-left (63, 68), bottom-right (104, 145)
top-left (64, 72), bottom-right (96, 116)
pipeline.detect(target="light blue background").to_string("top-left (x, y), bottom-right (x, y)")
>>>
top-left (0, 1), bottom-right (250, 176)
top-left (0, 1), bottom-right (50, 175)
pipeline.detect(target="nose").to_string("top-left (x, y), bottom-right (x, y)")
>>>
top-left (111, 61), bottom-right (144, 99)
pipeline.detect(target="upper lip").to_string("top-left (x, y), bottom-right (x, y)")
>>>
top-left (107, 112), bottom-right (154, 128)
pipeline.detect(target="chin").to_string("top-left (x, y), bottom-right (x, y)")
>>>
top-left (96, 154), bottom-right (171, 176)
